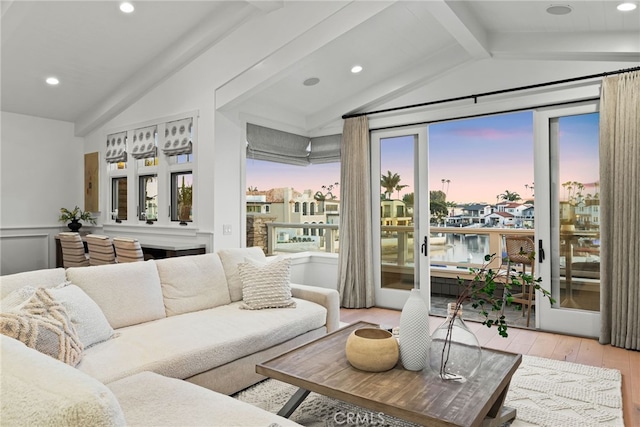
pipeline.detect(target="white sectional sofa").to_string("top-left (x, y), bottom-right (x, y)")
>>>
top-left (0, 247), bottom-right (340, 426)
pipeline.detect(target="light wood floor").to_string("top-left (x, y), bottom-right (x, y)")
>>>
top-left (340, 307), bottom-right (640, 427)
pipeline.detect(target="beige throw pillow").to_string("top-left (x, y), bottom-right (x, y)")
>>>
top-left (0, 288), bottom-right (83, 366)
top-left (49, 284), bottom-right (115, 348)
top-left (238, 257), bottom-right (296, 310)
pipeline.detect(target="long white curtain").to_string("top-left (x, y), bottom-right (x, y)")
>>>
top-left (337, 116), bottom-right (375, 308)
top-left (599, 70), bottom-right (640, 350)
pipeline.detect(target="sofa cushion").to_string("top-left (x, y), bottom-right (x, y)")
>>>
top-left (239, 257), bottom-right (296, 310)
top-left (107, 371), bottom-right (301, 427)
top-left (76, 298), bottom-right (327, 383)
top-left (1, 284), bottom-right (114, 349)
top-left (0, 335), bottom-right (125, 426)
top-left (0, 285), bottom-right (36, 312)
top-left (0, 268), bottom-right (66, 299)
top-left (49, 284), bottom-right (115, 348)
top-left (0, 288), bottom-right (83, 366)
top-left (66, 260), bottom-right (165, 329)
top-left (218, 247), bottom-right (266, 302)
top-left (155, 253), bottom-right (231, 316)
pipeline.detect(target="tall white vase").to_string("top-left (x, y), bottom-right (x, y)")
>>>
top-left (399, 288), bottom-right (431, 371)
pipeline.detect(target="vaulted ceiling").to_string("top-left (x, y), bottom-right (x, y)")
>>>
top-left (2, 1), bottom-right (638, 137)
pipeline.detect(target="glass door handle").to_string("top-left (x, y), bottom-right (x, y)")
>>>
top-left (538, 239), bottom-right (545, 263)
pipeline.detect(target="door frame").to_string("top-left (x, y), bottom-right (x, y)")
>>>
top-left (534, 101), bottom-right (600, 337)
top-left (371, 126), bottom-right (429, 310)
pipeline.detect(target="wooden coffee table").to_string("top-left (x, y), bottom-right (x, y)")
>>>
top-left (257, 321), bottom-right (521, 427)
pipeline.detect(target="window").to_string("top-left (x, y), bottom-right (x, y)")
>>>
top-left (245, 123), bottom-right (341, 254)
top-left (112, 177), bottom-right (127, 221)
top-left (139, 175), bottom-right (158, 221)
top-left (106, 112), bottom-right (197, 227)
top-left (171, 172), bottom-right (192, 222)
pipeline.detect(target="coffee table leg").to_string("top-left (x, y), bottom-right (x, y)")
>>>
top-left (278, 387), bottom-right (311, 418)
top-left (482, 381), bottom-right (516, 427)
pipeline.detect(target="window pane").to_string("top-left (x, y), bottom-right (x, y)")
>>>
top-left (172, 172), bottom-right (193, 222)
top-left (112, 177), bottom-right (127, 221)
top-left (172, 153), bottom-right (193, 164)
top-left (380, 136), bottom-right (415, 290)
top-left (139, 157), bottom-right (158, 168)
top-left (108, 162), bottom-right (127, 172)
top-left (245, 159), bottom-right (340, 254)
top-left (139, 175), bottom-right (158, 221)
top-left (556, 112), bottom-right (600, 312)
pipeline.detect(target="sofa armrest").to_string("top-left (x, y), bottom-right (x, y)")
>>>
top-left (290, 284), bottom-right (340, 333)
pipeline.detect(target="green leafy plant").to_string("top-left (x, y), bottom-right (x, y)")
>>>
top-left (58, 206), bottom-right (96, 224)
top-left (453, 252), bottom-right (555, 338)
top-left (435, 252), bottom-right (555, 380)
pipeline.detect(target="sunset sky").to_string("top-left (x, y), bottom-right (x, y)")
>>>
top-left (246, 111), bottom-right (599, 204)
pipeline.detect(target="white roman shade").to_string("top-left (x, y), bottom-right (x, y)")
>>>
top-left (105, 132), bottom-right (127, 163)
top-left (246, 123), bottom-right (311, 166)
top-left (162, 118), bottom-right (192, 156)
top-left (130, 126), bottom-right (157, 160)
top-left (309, 134), bottom-right (341, 164)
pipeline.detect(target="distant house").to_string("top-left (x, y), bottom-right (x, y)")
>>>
top-left (484, 211), bottom-right (515, 227)
top-left (246, 187), bottom-right (340, 239)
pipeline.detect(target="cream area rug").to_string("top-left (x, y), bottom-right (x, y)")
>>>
top-left (234, 355), bottom-right (623, 427)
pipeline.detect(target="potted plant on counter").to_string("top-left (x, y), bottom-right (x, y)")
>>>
top-left (59, 206), bottom-right (96, 232)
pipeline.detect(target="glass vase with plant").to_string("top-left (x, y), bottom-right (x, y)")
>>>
top-left (429, 252), bottom-right (555, 382)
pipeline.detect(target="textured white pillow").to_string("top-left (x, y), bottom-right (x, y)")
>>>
top-left (238, 257), bottom-right (296, 310)
top-left (49, 284), bottom-right (114, 348)
top-left (0, 286), bottom-right (36, 312)
top-left (218, 247), bottom-right (266, 302)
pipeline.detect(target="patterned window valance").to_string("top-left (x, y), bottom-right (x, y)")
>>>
top-left (130, 126), bottom-right (157, 159)
top-left (162, 118), bottom-right (192, 156)
top-left (105, 132), bottom-right (127, 163)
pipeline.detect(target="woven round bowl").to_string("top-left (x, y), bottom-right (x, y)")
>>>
top-left (345, 328), bottom-right (399, 372)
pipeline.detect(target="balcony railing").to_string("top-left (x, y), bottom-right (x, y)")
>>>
top-left (266, 222), bottom-right (536, 278)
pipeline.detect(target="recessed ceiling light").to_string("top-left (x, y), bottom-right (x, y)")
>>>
top-left (45, 77), bottom-right (59, 85)
top-left (617, 2), bottom-right (637, 11)
top-left (351, 65), bottom-right (363, 74)
top-left (303, 77), bottom-right (320, 86)
top-left (546, 5), bottom-right (573, 15)
top-left (120, 2), bottom-right (134, 13)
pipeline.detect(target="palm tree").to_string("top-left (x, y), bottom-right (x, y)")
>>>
top-left (498, 190), bottom-right (521, 202)
top-left (395, 184), bottom-right (408, 199)
top-left (381, 171), bottom-right (401, 200)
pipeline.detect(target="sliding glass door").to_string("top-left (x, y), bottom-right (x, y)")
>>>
top-left (371, 127), bottom-right (429, 310)
top-left (535, 102), bottom-right (600, 337)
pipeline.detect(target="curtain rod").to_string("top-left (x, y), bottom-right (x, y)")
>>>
top-left (342, 65), bottom-right (640, 120)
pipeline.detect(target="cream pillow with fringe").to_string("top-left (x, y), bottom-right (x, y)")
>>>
top-left (0, 288), bottom-right (83, 366)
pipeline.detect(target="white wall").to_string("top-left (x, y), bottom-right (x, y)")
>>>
top-left (1, 112), bottom-right (84, 226)
top-left (0, 112), bottom-right (85, 273)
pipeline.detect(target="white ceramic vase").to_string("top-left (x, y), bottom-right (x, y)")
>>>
top-left (399, 288), bottom-right (431, 371)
